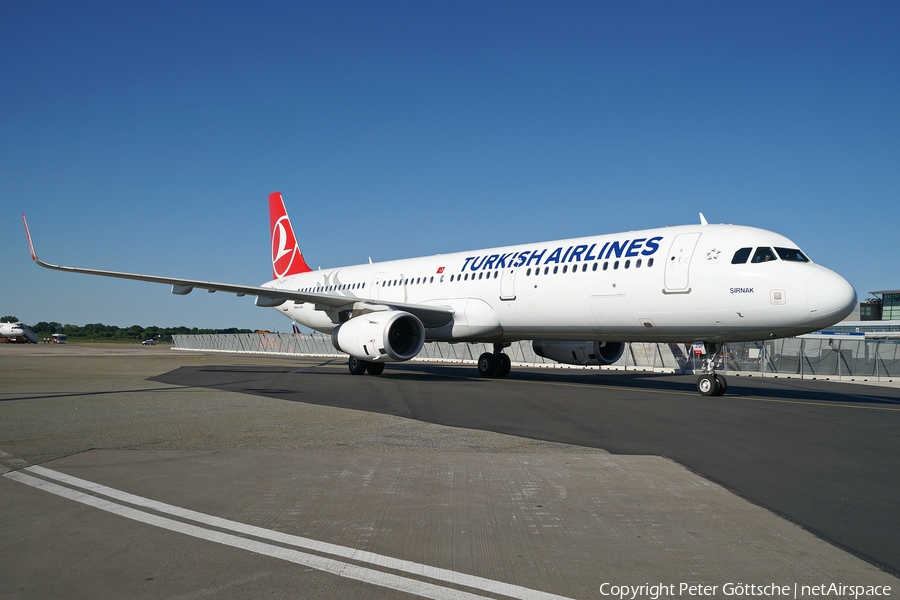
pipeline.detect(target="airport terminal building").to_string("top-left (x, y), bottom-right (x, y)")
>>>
top-left (831, 290), bottom-right (900, 336)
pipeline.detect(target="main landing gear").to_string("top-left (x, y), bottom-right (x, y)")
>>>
top-left (348, 356), bottom-right (385, 376)
top-left (696, 342), bottom-right (727, 396)
top-left (477, 343), bottom-right (512, 378)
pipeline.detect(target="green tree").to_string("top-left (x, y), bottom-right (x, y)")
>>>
top-left (1, 315), bottom-right (19, 323)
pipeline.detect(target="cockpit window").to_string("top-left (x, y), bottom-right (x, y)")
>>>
top-left (775, 247), bottom-right (809, 262)
top-left (731, 247), bottom-right (752, 264)
top-left (751, 247), bottom-right (777, 263)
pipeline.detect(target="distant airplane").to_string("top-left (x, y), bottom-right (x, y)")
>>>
top-left (0, 322), bottom-right (38, 343)
top-left (22, 193), bottom-right (856, 395)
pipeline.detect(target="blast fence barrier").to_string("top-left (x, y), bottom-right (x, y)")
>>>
top-left (172, 334), bottom-right (900, 382)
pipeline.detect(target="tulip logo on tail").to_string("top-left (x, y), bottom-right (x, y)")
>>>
top-left (269, 192), bottom-right (311, 279)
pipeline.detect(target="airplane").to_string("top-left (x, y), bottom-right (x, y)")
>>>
top-left (22, 192), bottom-right (857, 395)
top-left (0, 321), bottom-right (38, 343)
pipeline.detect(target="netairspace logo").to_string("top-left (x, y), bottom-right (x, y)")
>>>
top-left (597, 582), bottom-right (893, 599)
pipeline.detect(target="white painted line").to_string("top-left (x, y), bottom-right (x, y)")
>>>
top-left (9, 465), bottom-right (575, 600)
top-left (5, 470), bottom-right (495, 600)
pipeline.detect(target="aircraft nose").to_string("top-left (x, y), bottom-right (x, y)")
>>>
top-left (807, 270), bottom-right (857, 324)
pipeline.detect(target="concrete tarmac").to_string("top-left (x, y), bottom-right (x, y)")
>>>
top-left (1, 343), bottom-right (897, 599)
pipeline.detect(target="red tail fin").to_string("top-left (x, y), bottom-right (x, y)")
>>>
top-left (269, 192), bottom-right (312, 279)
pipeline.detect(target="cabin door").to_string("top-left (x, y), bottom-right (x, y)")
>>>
top-left (371, 272), bottom-right (385, 300)
top-left (664, 233), bottom-right (701, 292)
top-left (499, 266), bottom-right (517, 300)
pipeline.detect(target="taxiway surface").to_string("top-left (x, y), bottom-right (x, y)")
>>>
top-left (1, 344), bottom-right (898, 599)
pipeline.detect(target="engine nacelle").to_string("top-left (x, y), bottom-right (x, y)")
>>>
top-left (532, 340), bottom-right (626, 366)
top-left (331, 311), bottom-right (425, 363)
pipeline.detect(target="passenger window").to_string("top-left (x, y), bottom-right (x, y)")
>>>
top-left (752, 247), bottom-right (777, 263)
top-left (527, 268), bottom-right (532, 276)
top-left (603, 262), bottom-right (608, 271)
top-left (732, 247), bottom-right (752, 264)
top-left (592, 263), bottom-right (597, 271)
top-left (636, 259), bottom-right (642, 268)
top-left (775, 247), bottom-right (809, 262)
top-left (582, 264), bottom-right (587, 272)
top-left (614, 261), bottom-right (619, 270)
top-left (553, 266), bottom-right (558, 274)
top-left (562, 265), bottom-right (567, 274)
top-left (648, 258), bottom-right (654, 267)
top-left (624, 260), bottom-right (630, 269)
top-left (494, 271), bottom-right (498, 279)
top-left (544, 267), bottom-right (549, 275)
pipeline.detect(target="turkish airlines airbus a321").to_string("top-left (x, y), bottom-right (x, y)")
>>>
top-left (22, 192), bottom-right (857, 395)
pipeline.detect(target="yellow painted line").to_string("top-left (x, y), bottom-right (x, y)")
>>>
top-left (730, 395), bottom-right (900, 412)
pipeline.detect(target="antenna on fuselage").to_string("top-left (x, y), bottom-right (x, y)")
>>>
top-left (699, 213), bottom-right (708, 226)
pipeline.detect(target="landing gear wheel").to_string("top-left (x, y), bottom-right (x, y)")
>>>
top-left (714, 375), bottom-right (728, 396)
top-left (348, 356), bottom-right (367, 375)
top-left (496, 354), bottom-right (512, 378)
top-left (366, 362), bottom-right (385, 376)
top-left (477, 352), bottom-right (498, 377)
top-left (697, 374), bottom-right (718, 396)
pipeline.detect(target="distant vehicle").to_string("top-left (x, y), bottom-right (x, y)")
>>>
top-left (51, 333), bottom-right (67, 344)
top-left (141, 339), bottom-right (155, 345)
top-left (23, 192), bottom-right (857, 396)
top-left (0, 322), bottom-right (38, 343)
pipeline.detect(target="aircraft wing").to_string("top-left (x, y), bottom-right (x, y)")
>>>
top-left (22, 215), bottom-right (454, 328)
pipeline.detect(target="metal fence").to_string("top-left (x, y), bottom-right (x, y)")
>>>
top-left (172, 334), bottom-right (900, 381)
top-left (669, 338), bottom-right (900, 380)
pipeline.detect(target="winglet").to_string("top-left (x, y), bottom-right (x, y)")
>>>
top-left (22, 213), bottom-right (38, 262)
top-left (699, 213), bottom-right (708, 226)
top-left (269, 192), bottom-right (312, 279)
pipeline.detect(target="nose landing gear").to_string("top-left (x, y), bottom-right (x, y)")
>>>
top-left (696, 343), bottom-right (727, 396)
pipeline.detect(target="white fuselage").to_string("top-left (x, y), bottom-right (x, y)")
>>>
top-left (264, 223), bottom-right (857, 344)
top-left (0, 322), bottom-right (38, 343)
top-left (0, 323), bottom-right (26, 337)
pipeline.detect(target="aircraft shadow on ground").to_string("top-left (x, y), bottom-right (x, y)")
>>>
top-left (152, 362), bottom-right (900, 406)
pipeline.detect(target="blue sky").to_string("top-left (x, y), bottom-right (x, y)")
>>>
top-left (2, 1), bottom-right (898, 330)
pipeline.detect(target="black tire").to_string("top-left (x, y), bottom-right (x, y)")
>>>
top-left (697, 374), bottom-right (718, 396)
top-left (477, 352), bottom-right (497, 377)
top-left (348, 356), bottom-right (367, 375)
top-left (366, 362), bottom-right (385, 376)
top-left (714, 374), bottom-right (728, 396)
top-left (496, 354), bottom-right (512, 378)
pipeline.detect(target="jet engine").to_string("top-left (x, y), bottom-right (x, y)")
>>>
top-left (331, 310), bottom-right (425, 363)
top-left (532, 340), bottom-right (626, 366)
